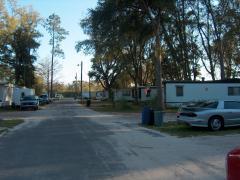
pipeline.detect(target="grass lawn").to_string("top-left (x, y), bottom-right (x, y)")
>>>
top-left (0, 119), bottom-right (24, 134)
top-left (88, 100), bottom-right (141, 113)
top-left (0, 108), bottom-right (18, 112)
top-left (145, 122), bottom-right (240, 138)
top-left (88, 100), bottom-right (178, 113)
top-left (0, 129), bottom-right (7, 134)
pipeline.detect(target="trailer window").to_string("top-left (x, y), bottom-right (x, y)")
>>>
top-left (228, 87), bottom-right (240, 96)
top-left (176, 86), bottom-right (183, 97)
top-left (122, 90), bottom-right (131, 96)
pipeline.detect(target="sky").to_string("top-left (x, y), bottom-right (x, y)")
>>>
top-left (18, 0), bottom-right (98, 84)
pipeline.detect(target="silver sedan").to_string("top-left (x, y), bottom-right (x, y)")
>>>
top-left (177, 100), bottom-right (240, 131)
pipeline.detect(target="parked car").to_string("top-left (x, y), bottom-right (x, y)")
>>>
top-left (39, 94), bottom-right (50, 104)
top-left (177, 100), bottom-right (240, 131)
top-left (20, 95), bottom-right (39, 110)
top-left (226, 146), bottom-right (240, 180)
top-left (38, 97), bottom-right (45, 105)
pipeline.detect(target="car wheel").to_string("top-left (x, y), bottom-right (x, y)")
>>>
top-left (208, 116), bottom-right (223, 131)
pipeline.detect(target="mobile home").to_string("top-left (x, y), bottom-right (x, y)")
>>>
top-left (114, 89), bottom-right (134, 101)
top-left (95, 91), bottom-right (109, 100)
top-left (165, 80), bottom-right (240, 106)
top-left (0, 83), bottom-right (14, 107)
top-left (114, 86), bottom-right (158, 102)
top-left (114, 79), bottom-right (240, 106)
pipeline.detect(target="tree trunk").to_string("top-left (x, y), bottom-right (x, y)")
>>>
top-left (155, 26), bottom-right (165, 111)
top-left (134, 79), bottom-right (139, 104)
top-left (219, 39), bottom-right (225, 79)
top-left (108, 88), bottom-right (115, 107)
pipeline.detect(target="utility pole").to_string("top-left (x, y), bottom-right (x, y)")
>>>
top-left (75, 73), bottom-right (78, 99)
top-left (88, 73), bottom-right (91, 99)
top-left (47, 65), bottom-right (50, 97)
top-left (50, 26), bottom-right (55, 98)
top-left (80, 61), bottom-right (83, 104)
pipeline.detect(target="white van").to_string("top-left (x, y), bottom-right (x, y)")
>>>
top-left (12, 87), bottom-right (35, 106)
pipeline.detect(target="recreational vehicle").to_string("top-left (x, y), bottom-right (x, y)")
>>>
top-left (0, 83), bottom-right (14, 107)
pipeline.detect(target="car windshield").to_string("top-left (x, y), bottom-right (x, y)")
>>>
top-left (183, 101), bottom-right (218, 109)
top-left (22, 96), bottom-right (37, 101)
top-left (40, 95), bottom-right (47, 98)
top-left (184, 101), bottom-right (206, 107)
top-left (198, 101), bottom-right (218, 108)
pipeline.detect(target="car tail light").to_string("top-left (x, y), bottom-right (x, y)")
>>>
top-left (176, 112), bottom-right (180, 117)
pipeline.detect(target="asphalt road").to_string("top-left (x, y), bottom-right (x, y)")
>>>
top-left (0, 99), bottom-right (239, 180)
top-left (0, 100), bottom-right (128, 180)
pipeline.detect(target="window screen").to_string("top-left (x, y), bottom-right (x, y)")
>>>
top-left (122, 90), bottom-right (131, 96)
top-left (176, 86), bottom-right (183, 97)
top-left (228, 87), bottom-right (240, 96)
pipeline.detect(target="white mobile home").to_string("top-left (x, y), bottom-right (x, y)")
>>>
top-left (114, 86), bottom-right (158, 101)
top-left (113, 80), bottom-right (240, 106)
top-left (95, 91), bottom-right (109, 100)
top-left (114, 89), bottom-right (134, 101)
top-left (12, 87), bottom-right (35, 106)
top-left (0, 83), bottom-right (14, 107)
top-left (164, 80), bottom-right (240, 106)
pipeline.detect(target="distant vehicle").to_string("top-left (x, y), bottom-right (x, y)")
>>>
top-left (38, 97), bottom-right (44, 105)
top-left (20, 95), bottom-right (39, 110)
top-left (177, 100), bottom-right (240, 131)
top-left (39, 94), bottom-right (50, 104)
top-left (227, 146), bottom-right (240, 180)
top-left (55, 94), bottom-right (63, 100)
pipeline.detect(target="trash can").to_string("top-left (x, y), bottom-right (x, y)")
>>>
top-left (142, 107), bottom-right (154, 125)
top-left (86, 99), bottom-right (91, 107)
top-left (149, 109), bottom-right (154, 125)
top-left (154, 111), bottom-right (164, 126)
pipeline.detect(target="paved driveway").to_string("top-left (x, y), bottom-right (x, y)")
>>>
top-left (0, 99), bottom-right (239, 180)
